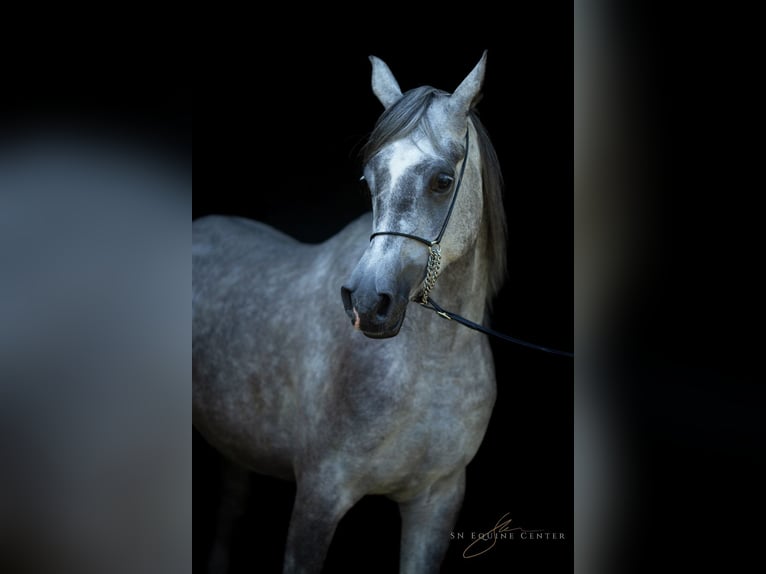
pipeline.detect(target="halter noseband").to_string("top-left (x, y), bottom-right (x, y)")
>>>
top-left (369, 130), bottom-right (470, 304)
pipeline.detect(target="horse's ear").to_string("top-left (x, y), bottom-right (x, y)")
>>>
top-left (370, 55), bottom-right (403, 109)
top-left (449, 50), bottom-right (488, 117)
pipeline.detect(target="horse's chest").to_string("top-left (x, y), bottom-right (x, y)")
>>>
top-left (404, 374), bottom-right (494, 455)
top-left (352, 368), bottom-right (495, 494)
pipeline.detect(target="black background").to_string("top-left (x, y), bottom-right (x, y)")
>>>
top-left (193, 33), bottom-right (572, 574)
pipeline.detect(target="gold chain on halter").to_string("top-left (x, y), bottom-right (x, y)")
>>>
top-left (421, 244), bottom-right (442, 304)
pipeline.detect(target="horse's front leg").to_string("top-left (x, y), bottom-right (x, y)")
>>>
top-left (282, 470), bottom-right (359, 574)
top-left (396, 469), bottom-right (466, 574)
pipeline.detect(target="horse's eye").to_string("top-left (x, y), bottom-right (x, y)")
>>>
top-left (432, 173), bottom-right (454, 194)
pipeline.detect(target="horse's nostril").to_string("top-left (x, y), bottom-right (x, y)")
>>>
top-left (375, 293), bottom-right (392, 319)
top-left (341, 286), bottom-right (353, 310)
top-left (340, 286), bottom-right (355, 324)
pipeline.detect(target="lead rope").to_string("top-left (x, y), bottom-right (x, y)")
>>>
top-left (420, 296), bottom-right (574, 358)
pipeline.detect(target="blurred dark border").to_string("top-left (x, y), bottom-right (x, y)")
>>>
top-left (0, 31), bottom-right (193, 574)
top-left (0, 44), bottom-right (191, 168)
top-left (576, 1), bottom-right (766, 571)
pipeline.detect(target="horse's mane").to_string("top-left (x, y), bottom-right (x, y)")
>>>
top-left (361, 86), bottom-right (507, 303)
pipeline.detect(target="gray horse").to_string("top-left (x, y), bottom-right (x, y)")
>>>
top-left (193, 52), bottom-right (506, 573)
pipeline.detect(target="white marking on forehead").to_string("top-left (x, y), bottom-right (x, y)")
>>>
top-left (372, 134), bottom-right (440, 238)
top-left (384, 138), bottom-right (435, 191)
top-left (376, 138), bottom-right (433, 232)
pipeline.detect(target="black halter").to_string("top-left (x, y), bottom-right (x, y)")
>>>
top-left (370, 131), bottom-right (470, 251)
top-left (367, 130), bottom-right (573, 358)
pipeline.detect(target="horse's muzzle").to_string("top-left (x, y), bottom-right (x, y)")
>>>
top-left (340, 285), bottom-right (407, 338)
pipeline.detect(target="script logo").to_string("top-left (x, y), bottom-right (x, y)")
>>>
top-left (450, 512), bottom-right (565, 558)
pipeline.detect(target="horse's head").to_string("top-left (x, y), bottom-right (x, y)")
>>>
top-left (341, 53), bottom-right (490, 338)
